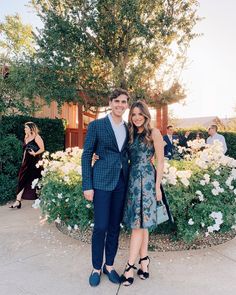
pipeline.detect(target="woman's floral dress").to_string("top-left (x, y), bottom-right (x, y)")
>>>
top-left (123, 134), bottom-right (157, 229)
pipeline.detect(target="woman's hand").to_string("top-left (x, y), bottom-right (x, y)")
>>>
top-left (28, 149), bottom-right (36, 157)
top-left (156, 185), bottom-right (162, 201)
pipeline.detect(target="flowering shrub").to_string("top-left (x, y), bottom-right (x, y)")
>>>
top-left (36, 148), bottom-right (93, 230)
top-left (37, 142), bottom-right (236, 243)
top-left (163, 140), bottom-right (236, 242)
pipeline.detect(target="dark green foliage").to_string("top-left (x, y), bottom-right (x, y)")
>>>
top-left (0, 134), bottom-right (22, 204)
top-left (0, 115), bottom-right (65, 205)
top-left (2, 115), bottom-right (65, 153)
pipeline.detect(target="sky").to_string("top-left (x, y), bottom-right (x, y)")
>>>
top-left (1, 0), bottom-right (236, 119)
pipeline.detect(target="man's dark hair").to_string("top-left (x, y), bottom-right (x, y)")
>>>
top-left (167, 125), bottom-right (173, 129)
top-left (109, 88), bottom-right (130, 101)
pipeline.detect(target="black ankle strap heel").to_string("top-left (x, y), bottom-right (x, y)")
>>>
top-left (137, 256), bottom-right (150, 280)
top-left (121, 262), bottom-right (137, 286)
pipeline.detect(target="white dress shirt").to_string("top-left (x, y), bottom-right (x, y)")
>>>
top-left (108, 114), bottom-right (126, 151)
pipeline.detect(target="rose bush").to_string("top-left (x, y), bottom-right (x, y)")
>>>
top-left (36, 141), bottom-right (236, 243)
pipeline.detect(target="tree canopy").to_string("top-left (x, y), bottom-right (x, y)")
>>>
top-left (0, 14), bottom-right (36, 115)
top-left (27, 0), bottom-right (200, 107)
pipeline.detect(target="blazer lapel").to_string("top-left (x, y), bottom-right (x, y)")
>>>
top-left (104, 116), bottom-right (119, 151)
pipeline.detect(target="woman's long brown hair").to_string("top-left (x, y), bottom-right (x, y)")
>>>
top-left (24, 122), bottom-right (39, 137)
top-left (128, 100), bottom-right (153, 146)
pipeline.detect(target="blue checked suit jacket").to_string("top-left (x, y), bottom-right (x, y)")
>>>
top-left (82, 115), bottom-right (129, 191)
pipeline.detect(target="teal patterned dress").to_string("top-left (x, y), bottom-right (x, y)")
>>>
top-left (123, 133), bottom-right (157, 229)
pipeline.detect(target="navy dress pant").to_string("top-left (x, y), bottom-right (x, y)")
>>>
top-left (92, 171), bottom-right (126, 270)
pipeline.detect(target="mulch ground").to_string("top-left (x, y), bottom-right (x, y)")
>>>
top-left (56, 223), bottom-right (236, 252)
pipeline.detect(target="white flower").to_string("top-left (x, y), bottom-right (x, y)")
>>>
top-left (65, 198), bottom-right (69, 202)
top-left (74, 224), bottom-right (78, 230)
top-left (207, 226), bottom-right (214, 233)
top-left (196, 190), bottom-right (204, 201)
top-left (86, 204), bottom-right (91, 209)
top-left (32, 199), bottom-right (41, 209)
top-left (200, 180), bottom-right (205, 186)
top-left (55, 216), bottom-right (61, 224)
top-left (212, 180), bottom-right (220, 188)
top-left (67, 225), bottom-right (72, 231)
top-left (90, 223), bottom-right (94, 228)
top-left (64, 176), bottom-right (70, 183)
top-left (213, 224), bottom-right (220, 231)
top-left (233, 189), bottom-right (236, 195)
top-left (211, 188), bottom-right (219, 196)
top-left (203, 174), bottom-right (210, 184)
top-left (31, 178), bottom-right (39, 189)
top-left (201, 222), bottom-right (205, 227)
top-left (198, 195), bottom-right (204, 202)
top-left (214, 170), bottom-right (220, 175)
top-left (188, 218), bottom-right (194, 225)
top-left (180, 178), bottom-right (190, 187)
top-left (57, 193), bottom-right (63, 199)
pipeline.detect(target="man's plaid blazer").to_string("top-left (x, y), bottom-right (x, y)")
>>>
top-left (82, 115), bottom-right (129, 191)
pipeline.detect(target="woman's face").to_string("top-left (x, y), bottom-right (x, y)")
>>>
top-left (24, 125), bottom-right (31, 135)
top-left (131, 107), bottom-right (145, 128)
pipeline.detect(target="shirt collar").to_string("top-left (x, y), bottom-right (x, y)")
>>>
top-left (108, 113), bottom-right (124, 126)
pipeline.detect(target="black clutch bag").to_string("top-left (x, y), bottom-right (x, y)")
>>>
top-left (26, 143), bottom-right (39, 153)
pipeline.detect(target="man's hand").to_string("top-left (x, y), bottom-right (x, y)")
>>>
top-left (84, 190), bottom-right (94, 202)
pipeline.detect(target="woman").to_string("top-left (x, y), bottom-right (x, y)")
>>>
top-left (9, 122), bottom-right (45, 209)
top-left (121, 100), bottom-right (164, 286)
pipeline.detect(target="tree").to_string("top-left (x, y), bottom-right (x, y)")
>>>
top-left (27, 0), bottom-right (200, 107)
top-left (0, 14), bottom-right (36, 116)
top-left (0, 14), bottom-right (35, 60)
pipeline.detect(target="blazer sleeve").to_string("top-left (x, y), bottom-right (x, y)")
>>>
top-left (81, 121), bottom-right (97, 191)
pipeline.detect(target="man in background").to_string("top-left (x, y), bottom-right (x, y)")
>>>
top-left (207, 124), bottom-right (227, 154)
top-left (163, 125), bottom-right (178, 159)
top-left (179, 130), bottom-right (191, 148)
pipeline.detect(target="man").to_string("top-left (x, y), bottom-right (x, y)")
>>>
top-left (179, 131), bottom-right (191, 148)
top-left (82, 88), bottom-right (130, 287)
top-left (207, 124), bottom-right (227, 154)
top-left (163, 125), bottom-right (178, 159)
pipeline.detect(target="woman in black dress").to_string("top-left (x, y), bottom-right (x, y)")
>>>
top-left (9, 122), bottom-right (45, 209)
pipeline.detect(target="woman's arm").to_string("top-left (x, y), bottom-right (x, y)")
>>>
top-left (152, 128), bottom-right (164, 201)
top-left (30, 135), bottom-right (45, 156)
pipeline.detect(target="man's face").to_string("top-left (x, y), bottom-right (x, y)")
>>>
top-left (208, 127), bottom-right (216, 136)
top-left (109, 94), bottom-right (129, 117)
top-left (167, 127), bottom-right (174, 135)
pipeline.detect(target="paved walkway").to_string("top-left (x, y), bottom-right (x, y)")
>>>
top-left (0, 200), bottom-right (236, 295)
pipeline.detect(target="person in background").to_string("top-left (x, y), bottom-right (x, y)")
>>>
top-left (163, 125), bottom-right (178, 159)
top-left (206, 125), bottom-right (227, 154)
top-left (196, 132), bottom-right (204, 141)
top-left (179, 131), bottom-right (191, 147)
top-left (9, 122), bottom-right (45, 209)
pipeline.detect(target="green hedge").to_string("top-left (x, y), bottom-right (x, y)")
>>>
top-left (2, 115), bottom-right (65, 153)
top-left (176, 129), bottom-right (236, 159)
top-left (0, 115), bottom-right (65, 205)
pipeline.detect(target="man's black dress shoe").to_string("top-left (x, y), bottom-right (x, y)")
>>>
top-left (103, 264), bottom-right (121, 284)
